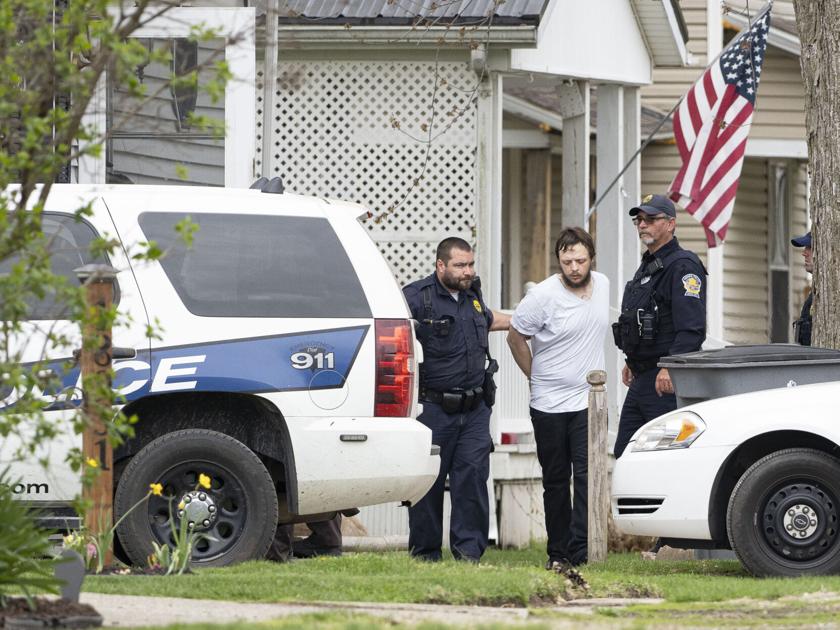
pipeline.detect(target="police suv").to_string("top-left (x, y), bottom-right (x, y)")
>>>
top-left (2, 183), bottom-right (439, 567)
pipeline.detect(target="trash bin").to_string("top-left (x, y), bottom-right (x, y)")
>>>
top-left (658, 344), bottom-right (840, 408)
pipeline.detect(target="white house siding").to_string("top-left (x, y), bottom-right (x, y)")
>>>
top-left (110, 38), bottom-right (227, 186)
top-left (640, 0), bottom-right (707, 112)
top-left (747, 45), bottom-right (807, 141)
top-left (722, 158), bottom-right (769, 343)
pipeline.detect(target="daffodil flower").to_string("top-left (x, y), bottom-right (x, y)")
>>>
top-left (86, 458), bottom-right (99, 468)
top-left (198, 473), bottom-right (211, 489)
top-left (149, 483), bottom-right (163, 496)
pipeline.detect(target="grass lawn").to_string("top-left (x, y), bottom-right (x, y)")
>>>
top-left (83, 546), bottom-right (840, 609)
top-left (84, 547), bottom-right (563, 607)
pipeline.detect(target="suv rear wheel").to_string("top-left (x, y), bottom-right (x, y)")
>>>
top-left (727, 448), bottom-right (840, 577)
top-left (115, 429), bottom-right (278, 567)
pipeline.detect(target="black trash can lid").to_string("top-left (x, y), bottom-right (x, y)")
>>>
top-left (660, 344), bottom-right (840, 367)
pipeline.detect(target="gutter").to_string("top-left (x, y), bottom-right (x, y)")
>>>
top-left (503, 95), bottom-right (564, 131)
top-left (276, 25), bottom-right (538, 49)
top-left (723, 14), bottom-right (801, 56)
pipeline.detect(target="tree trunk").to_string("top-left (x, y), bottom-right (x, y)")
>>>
top-left (793, 0), bottom-right (840, 348)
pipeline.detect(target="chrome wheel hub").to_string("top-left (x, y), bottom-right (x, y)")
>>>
top-left (783, 503), bottom-right (818, 540)
top-left (178, 490), bottom-right (218, 531)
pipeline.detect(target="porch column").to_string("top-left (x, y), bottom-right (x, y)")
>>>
top-left (261, 0), bottom-right (280, 178)
top-left (523, 150), bottom-right (552, 283)
top-left (476, 72), bottom-right (504, 308)
top-left (595, 84), bottom-right (625, 438)
top-left (559, 80), bottom-right (590, 228)
top-left (622, 86), bottom-right (641, 275)
top-left (706, 0), bottom-right (725, 342)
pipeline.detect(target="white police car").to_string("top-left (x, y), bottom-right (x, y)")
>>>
top-left (2, 183), bottom-right (439, 567)
top-left (612, 381), bottom-right (840, 577)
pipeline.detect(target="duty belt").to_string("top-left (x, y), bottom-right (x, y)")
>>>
top-left (420, 386), bottom-right (484, 414)
top-left (626, 358), bottom-right (661, 375)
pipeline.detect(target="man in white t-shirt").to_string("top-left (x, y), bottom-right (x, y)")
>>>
top-left (507, 227), bottom-right (609, 568)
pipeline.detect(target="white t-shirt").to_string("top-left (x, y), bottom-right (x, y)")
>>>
top-left (511, 271), bottom-right (610, 413)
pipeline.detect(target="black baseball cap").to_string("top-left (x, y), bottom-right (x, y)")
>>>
top-left (791, 231), bottom-right (811, 248)
top-left (629, 194), bottom-right (676, 218)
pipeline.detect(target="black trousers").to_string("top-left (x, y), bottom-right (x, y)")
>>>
top-left (615, 367), bottom-right (677, 458)
top-left (408, 400), bottom-right (491, 561)
top-left (266, 514), bottom-right (342, 561)
top-left (530, 407), bottom-right (588, 565)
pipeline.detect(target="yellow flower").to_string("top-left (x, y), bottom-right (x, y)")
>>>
top-left (178, 501), bottom-right (185, 510)
top-left (86, 458), bottom-right (99, 468)
top-left (198, 473), bottom-right (211, 489)
top-left (149, 483), bottom-right (163, 496)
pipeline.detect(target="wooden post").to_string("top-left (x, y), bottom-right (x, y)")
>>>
top-left (524, 149), bottom-right (552, 282)
top-left (75, 263), bottom-right (117, 566)
top-left (587, 369), bottom-right (609, 563)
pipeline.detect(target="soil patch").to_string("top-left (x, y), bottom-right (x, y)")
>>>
top-left (0, 597), bottom-right (102, 628)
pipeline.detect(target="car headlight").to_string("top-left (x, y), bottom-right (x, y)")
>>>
top-left (631, 411), bottom-right (706, 452)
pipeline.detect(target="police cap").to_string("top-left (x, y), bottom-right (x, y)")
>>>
top-left (791, 231), bottom-right (811, 248)
top-left (629, 194), bottom-right (676, 218)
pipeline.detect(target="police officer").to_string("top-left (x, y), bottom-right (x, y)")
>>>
top-left (613, 194), bottom-right (707, 458)
top-left (791, 231), bottom-right (812, 346)
top-left (403, 237), bottom-right (510, 563)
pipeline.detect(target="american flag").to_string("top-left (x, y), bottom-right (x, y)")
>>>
top-left (668, 4), bottom-right (772, 247)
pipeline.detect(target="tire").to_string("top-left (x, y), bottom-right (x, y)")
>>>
top-left (727, 448), bottom-right (840, 577)
top-left (115, 429), bottom-right (278, 568)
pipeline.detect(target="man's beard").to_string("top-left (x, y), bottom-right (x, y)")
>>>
top-left (441, 270), bottom-right (473, 291)
top-left (560, 268), bottom-right (591, 289)
top-left (639, 234), bottom-right (655, 246)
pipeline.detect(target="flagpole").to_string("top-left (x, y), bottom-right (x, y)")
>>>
top-left (584, 98), bottom-right (680, 222)
top-left (584, 0), bottom-right (772, 223)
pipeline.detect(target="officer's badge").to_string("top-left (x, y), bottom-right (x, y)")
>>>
top-left (640, 276), bottom-right (651, 285)
top-left (682, 274), bottom-right (702, 298)
top-left (473, 299), bottom-right (482, 313)
top-left (642, 193), bottom-right (654, 204)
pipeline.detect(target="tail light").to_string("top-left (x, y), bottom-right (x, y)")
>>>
top-left (374, 319), bottom-right (415, 417)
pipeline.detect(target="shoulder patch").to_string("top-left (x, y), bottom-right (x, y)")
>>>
top-left (682, 273), bottom-right (702, 298)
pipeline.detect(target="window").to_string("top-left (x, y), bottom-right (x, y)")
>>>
top-left (769, 163), bottom-right (790, 342)
top-left (0, 213), bottom-right (111, 320)
top-left (139, 213), bottom-right (372, 318)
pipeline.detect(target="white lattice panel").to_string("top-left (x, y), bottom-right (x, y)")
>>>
top-left (257, 59), bottom-right (478, 285)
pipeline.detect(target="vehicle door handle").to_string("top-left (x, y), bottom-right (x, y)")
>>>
top-left (112, 347), bottom-right (137, 359)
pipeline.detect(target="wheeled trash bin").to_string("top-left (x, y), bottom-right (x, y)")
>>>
top-left (658, 344), bottom-right (840, 408)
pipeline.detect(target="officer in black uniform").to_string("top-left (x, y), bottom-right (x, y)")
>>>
top-left (791, 231), bottom-right (813, 346)
top-left (613, 194), bottom-right (707, 458)
top-left (403, 237), bottom-right (510, 563)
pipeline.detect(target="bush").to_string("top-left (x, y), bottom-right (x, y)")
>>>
top-left (0, 469), bottom-right (60, 607)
